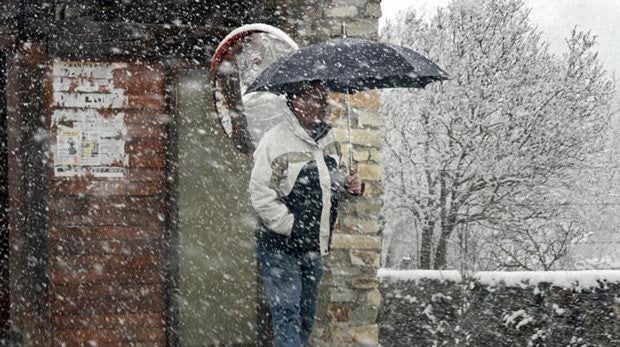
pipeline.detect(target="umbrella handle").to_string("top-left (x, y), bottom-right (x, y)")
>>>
top-left (344, 88), bottom-right (365, 196)
top-left (342, 21), bottom-right (364, 197)
top-left (344, 87), bottom-right (354, 171)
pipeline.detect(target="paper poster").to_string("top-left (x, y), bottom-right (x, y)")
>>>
top-left (52, 109), bottom-right (126, 177)
top-left (80, 131), bottom-right (101, 166)
top-left (56, 129), bottom-right (81, 166)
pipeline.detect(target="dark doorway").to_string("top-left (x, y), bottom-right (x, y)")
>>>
top-left (0, 51), bottom-right (9, 343)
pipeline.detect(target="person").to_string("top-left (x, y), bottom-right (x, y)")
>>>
top-left (249, 81), bottom-right (363, 347)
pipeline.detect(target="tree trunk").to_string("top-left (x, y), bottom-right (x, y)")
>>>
top-left (434, 212), bottom-right (458, 269)
top-left (419, 220), bottom-right (435, 269)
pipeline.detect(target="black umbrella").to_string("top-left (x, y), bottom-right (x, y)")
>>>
top-left (244, 37), bottom-right (448, 95)
top-left (245, 25), bottom-right (448, 170)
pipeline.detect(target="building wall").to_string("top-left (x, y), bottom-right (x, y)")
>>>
top-left (1, 0), bottom-right (385, 345)
top-left (48, 60), bottom-right (168, 345)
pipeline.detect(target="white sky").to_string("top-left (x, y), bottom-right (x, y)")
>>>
top-left (380, 0), bottom-right (620, 77)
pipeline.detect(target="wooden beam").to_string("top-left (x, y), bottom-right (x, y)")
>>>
top-left (26, 20), bottom-right (231, 59)
top-left (5, 49), bottom-right (22, 346)
top-left (7, 40), bottom-right (52, 346)
top-left (0, 49), bottom-right (10, 344)
top-left (162, 59), bottom-right (180, 347)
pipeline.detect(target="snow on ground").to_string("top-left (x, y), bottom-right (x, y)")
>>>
top-left (378, 269), bottom-right (620, 289)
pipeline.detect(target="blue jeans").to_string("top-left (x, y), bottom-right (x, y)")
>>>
top-left (258, 250), bottom-right (323, 347)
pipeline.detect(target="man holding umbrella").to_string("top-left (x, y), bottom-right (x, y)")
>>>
top-left (250, 80), bottom-right (363, 347)
top-left (246, 34), bottom-right (447, 346)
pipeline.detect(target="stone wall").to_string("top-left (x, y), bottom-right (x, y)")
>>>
top-left (285, 0), bottom-right (384, 345)
top-left (378, 270), bottom-right (620, 346)
top-left (289, 0), bottom-right (381, 45)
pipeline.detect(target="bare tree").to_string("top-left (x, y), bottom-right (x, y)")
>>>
top-left (381, 0), bottom-right (615, 270)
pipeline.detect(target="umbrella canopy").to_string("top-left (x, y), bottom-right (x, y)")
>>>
top-left (245, 38), bottom-right (449, 95)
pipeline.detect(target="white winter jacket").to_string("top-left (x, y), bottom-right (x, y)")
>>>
top-left (249, 111), bottom-right (345, 256)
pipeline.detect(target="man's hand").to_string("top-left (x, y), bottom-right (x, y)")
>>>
top-left (345, 171), bottom-right (364, 196)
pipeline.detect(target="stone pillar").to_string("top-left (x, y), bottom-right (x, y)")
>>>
top-left (288, 1), bottom-right (384, 345)
top-left (324, 90), bottom-right (383, 346)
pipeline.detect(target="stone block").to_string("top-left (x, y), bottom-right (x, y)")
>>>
top-left (334, 128), bottom-right (382, 148)
top-left (356, 163), bottom-right (381, 181)
top-left (326, 5), bottom-right (358, 18)
top-left (330, 274), bottom-right (351, 289)
top-left (352, 149), bottom-right (368, 162)
top-left (357, 110), bottom-right (383, 129)
top-left (347, 19), bottom-right (379, 38)
top-left (338, 216), bottom-right (354, 234)
top-left (368, 148), bottom-right (381, 163)
top-left (329, 248), bottom-right (351, 266)
top-left (349, 90), bottom-right (381, 112)
top-left (350, 250), bottom-right (381, 267)
top-left (328, 18), bottom-right (379, 40)
top-left (367, 288), bottom-right (382, 307)
top-left (354, 199), bottom-right (382, 217)
top-left (331, 286), bottom-right (359, 303)
top-left (361, 181), bottom-right (383, 198)
top-left (331, 264), bottom-right (362, 277)
top-left (351, 304), bottom-right (379, 324)
top-left (358, 219), bottom-right (381, 234)
top-left (332, 324), bottom-right (380, 346)
top-left (312, 18), bottom-right (338, 41)
top-left (332, 0), bottom-right (367, 7)
top-left (341, 217), bottom-right (381, 235)
top-left (329, 303), bottom-right (352, 322)
top-left (366, 2), bottom-right (382, 18)
top-left (331, 234), bottom-right (381, 250)
top-left (352, 129), bottom-right (382, 147)
top-left (349, 90), bottom-right (381, 111)
top-left (352, 275), bottom-right (380, 289)
top-left (351, 129), bottom-right (383, 148)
